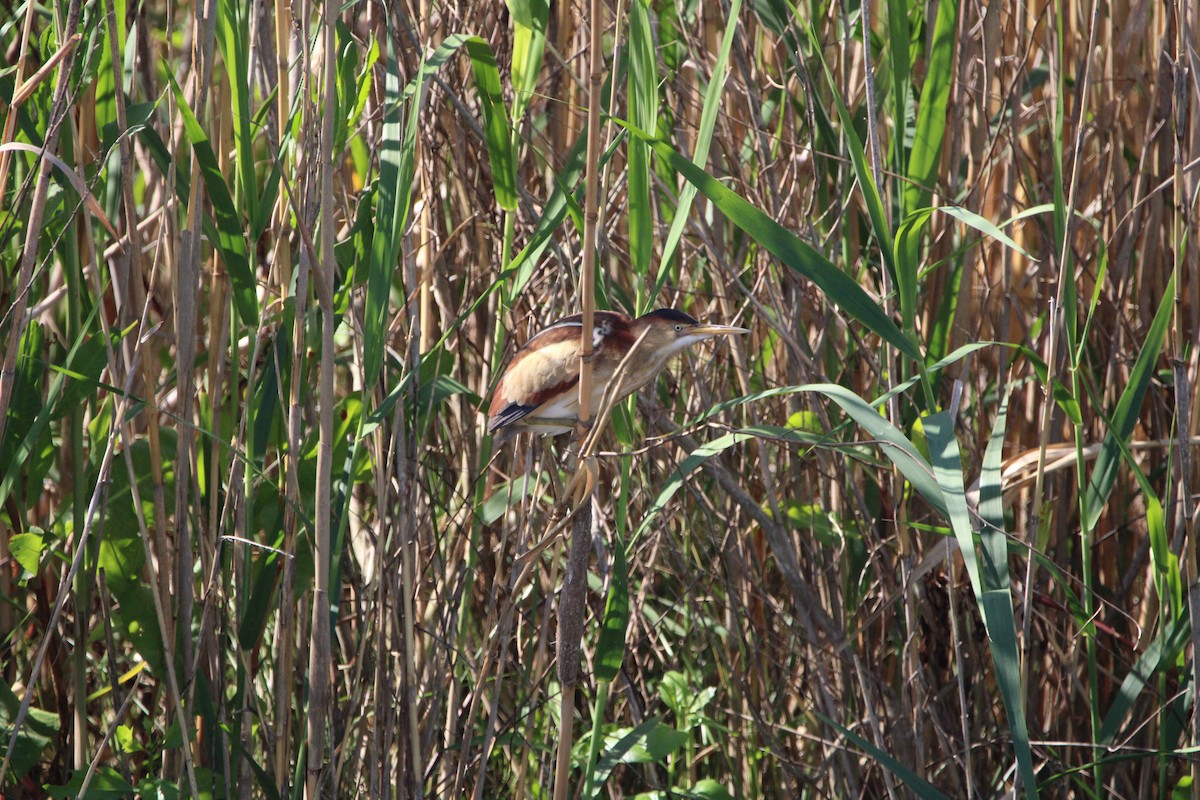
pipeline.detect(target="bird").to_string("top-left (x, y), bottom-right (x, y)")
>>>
top-left (487, 308), bottom-right (749, 440)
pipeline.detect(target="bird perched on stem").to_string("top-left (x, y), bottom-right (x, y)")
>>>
top-left (488, 308), bottom-right (748, 441)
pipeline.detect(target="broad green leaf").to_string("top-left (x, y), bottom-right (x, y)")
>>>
top-left (7, 531), bottom-right (44, 575)
top-left (0, 681), bottom-right (59, 782)
top-left (44, 767), bottom-right (135, 799)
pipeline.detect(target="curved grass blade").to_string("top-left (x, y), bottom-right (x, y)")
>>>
top-left (633, 383), bottom-right (946, 545)
top-left (1083, 272), bottom-right (1174, 532)
top-left (818, 714), bottom-right (950, 800)
top-left (1098, 614), bottom-right (1188, 745)
top-left (924, 410), bottom-right (1037, 797)
top-left (616, 121), bottom-right (918, 362)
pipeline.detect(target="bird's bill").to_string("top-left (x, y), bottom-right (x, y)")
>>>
top-left (689, 323), bottom-right (750, 337)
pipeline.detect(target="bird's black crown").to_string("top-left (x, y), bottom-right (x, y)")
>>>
top-left (642, 308), bottom-right (699, 325)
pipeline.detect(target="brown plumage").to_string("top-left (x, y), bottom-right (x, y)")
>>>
top-left (487, 308), bottom-right (748, 439)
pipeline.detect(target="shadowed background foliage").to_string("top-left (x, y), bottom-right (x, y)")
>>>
top-left (0, 0), bottom-right (1197, 797)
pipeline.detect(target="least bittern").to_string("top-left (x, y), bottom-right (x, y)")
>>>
top-left (488, 307), bottom-right (747, 565)
top-left (487, 308), bottom-right (748, 440)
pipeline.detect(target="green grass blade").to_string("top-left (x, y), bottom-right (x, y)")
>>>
top-left (626, 0), bottom-right (657, 277)
top-left (978, 386), bottom-right (1011, 593)
top-left (885, 0), bottom-right (911, 181)
top-left (937, 205), bottom-right (1035, 259)
top-left (504, 131), bottom-right (623, 301)
top-left (363, 33), bottom-right (489, 389)
top-left (363, 36), bottom-right (416, 391)
top-left (507, 0), bottom-right (548, 122)
top-left (617, 120), bottom-right (918, 362)
top-left (464, 37), bottom-right (517, 211)
top-left (814, 385), bottom-right (945, 513)
top-left (1083, 272), bottom-right (1174, 532)
top-left (595, 536), bottom-right (629, 683)
top-left (818, 714), bottom-right (951, 799)
top-left (1098, 615), bottom-right (1189, 744)
top-left (216, 0), bottom-right (258, 226)
top-left (161, 64), bottom-right (258, 326)
top-left (654, 0), bottom-right (743, 289)
top-left (924, 411), bottom-right (1037, 797)
top-left (633, 383), bottom-right (946, 546)
top-left (901, 0), bottom-right (956, 218)
top-left (693, 341), bottom-right (992, 426)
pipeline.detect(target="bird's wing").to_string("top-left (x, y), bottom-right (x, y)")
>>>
top-left (488, 333), bottom-right (582, 431)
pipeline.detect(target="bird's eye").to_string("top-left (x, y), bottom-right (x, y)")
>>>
top-left (674, 324), bottom-right (683, 333)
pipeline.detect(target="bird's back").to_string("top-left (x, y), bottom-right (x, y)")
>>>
top-left (488, 311), bottom-right (634, 434)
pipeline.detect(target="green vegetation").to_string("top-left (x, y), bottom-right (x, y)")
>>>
top-left (0, 0), bottom-right (1195, 797)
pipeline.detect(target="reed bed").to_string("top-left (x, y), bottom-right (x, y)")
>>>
top-left (0, 0), bottom-right (1197, 797)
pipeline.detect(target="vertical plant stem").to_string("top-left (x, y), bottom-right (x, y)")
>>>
top-left (305, 0), bottom-right (339, 791)
top-left (552, 0), bottom-right (604, 795)
top-left (1169, 1), bottom-right (1200, 792)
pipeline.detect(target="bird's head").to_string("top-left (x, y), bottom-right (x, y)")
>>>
top-left (632, 309), bottom-right (750, 361)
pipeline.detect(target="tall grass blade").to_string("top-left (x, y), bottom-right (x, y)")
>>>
top-left (884, 0), bottom-right (911, 182)
top-left (819, 714), bottom-right (951, 799)
top-left (363, 36), bottom-right (416, 391)
top-left (617, 121), bottom-right (918, 361)
top-left (654, 0), bottom-right (743, 289)
top-left (161, 65), bottom-right (258, 326)
top-left (1083, 273), bottom-right (1174, 532)
top-left (924, 411), bottom-right (1037, 797)
top-left (626, 0), bottom-right (657, 278)
top-left (216, 0), bottom-right (257, 225)
top-left (900, 0), bottom-right (955, 219)
top-left (507, 0), bottom-right (548, 122)
top-left (464, 37), bottom-right (517, 211)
